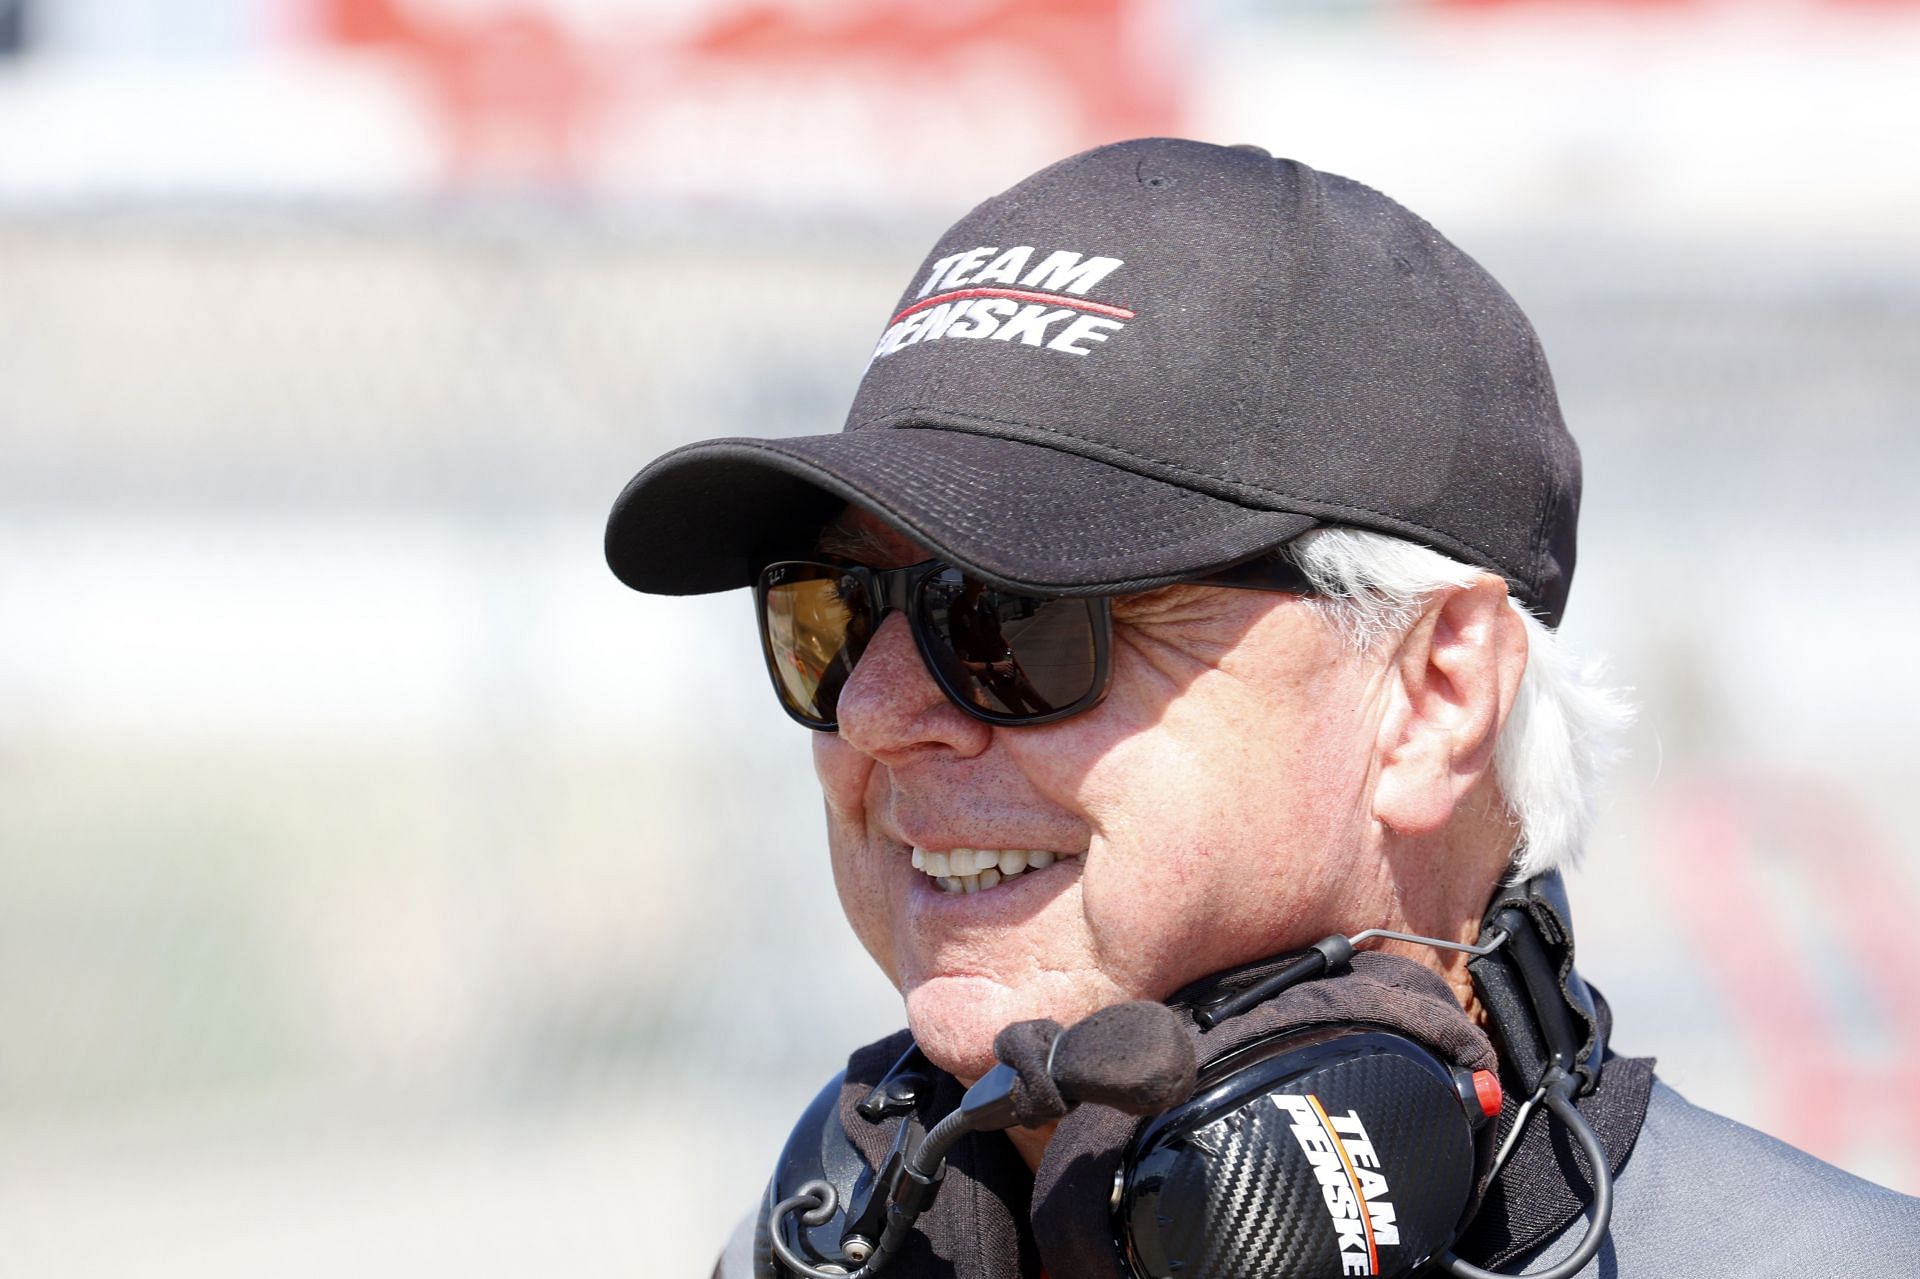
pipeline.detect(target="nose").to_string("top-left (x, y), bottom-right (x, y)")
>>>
top-left (834, 612), bottom-right (992, 762)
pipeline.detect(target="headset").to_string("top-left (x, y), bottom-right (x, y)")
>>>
top-left (757, 872), bottom-right (1613, 1279)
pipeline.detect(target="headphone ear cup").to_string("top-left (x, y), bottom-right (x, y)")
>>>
top-left (1116, 1028), bottom-right (1482, 1279)
top-left (761, 1072), bottom-right (873, 1276)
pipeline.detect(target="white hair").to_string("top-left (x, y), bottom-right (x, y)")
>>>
top-left (1282, 528), bottom-right (1632, 878)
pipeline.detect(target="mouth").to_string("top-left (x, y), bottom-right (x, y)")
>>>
top-left (909, 846), bottom-right (1083, 895)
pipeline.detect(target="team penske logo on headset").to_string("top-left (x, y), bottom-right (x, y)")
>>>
top-left (870, 245), bottom-right (1133, 361)
top-left (1273, 1092), bottom-right (1401, 1276)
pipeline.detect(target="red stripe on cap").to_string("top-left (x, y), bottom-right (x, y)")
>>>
top-left (890, 287), bottom-right (1135, 325)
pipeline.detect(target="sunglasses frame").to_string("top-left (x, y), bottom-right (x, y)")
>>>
top-left (752, 553), bottom-right (1318, 733)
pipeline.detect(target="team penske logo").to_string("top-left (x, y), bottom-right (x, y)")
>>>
top-left (870, 245), bottom-right (1133, 361)
top-left (1273, 1093), bottom-right (1400, 1276)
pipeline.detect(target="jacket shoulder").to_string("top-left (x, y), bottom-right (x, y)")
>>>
top-left (1564, 1079), bottom-right (1920, 1276)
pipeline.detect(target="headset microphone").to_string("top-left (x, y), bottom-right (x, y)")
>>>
top-left (975, 1000), bottom-right (1201, 1129)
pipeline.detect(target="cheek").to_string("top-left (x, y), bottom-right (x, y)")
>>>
top-left (814, 732), bottom-right (872, 820)
top-left (813, 735), bottom-right (901, 983)
top-left (1033, 666), bottom-right (1378, 995)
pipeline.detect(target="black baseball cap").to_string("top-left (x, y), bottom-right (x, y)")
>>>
top-left (606, 137), bottom-right (1581, 626)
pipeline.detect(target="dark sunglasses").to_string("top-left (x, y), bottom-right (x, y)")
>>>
top-left (753, 554), bottom-right (1316, 731)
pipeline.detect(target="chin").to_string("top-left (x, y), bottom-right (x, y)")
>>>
top-left (902, 971), bottom-right (1111, 1084)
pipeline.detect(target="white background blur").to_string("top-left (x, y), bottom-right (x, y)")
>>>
top-left (3, 1), bottom-right (1919, 1274)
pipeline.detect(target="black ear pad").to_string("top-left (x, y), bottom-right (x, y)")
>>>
top-left (1031, 951), bottom-right (1498, 1279)
top-left (1118, 1027), bottom-right (1484, 1279)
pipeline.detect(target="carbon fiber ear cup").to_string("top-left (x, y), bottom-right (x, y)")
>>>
top-left (1118, 1029), bottom-right (1482, 1279)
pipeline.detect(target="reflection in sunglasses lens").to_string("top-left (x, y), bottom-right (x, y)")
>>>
top-left (764, 571), bottom-right (869, 722)
top-left (918, 571), bottom-right (1097, 717)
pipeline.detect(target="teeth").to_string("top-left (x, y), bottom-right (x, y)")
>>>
top-left (911, 846), bottom-right (1079, 893)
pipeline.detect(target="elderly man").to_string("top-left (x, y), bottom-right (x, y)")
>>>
top-left (606, 140), bottom-right (1918, 1278)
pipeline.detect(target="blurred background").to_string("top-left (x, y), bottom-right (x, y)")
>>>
top-left (3, 0), bottom-right (1918, 1273)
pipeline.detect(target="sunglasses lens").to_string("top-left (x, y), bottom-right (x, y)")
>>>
top-left (760, 564), bottom-right (871, 725)
top-left (917, 568), bottom-right (1100, 719)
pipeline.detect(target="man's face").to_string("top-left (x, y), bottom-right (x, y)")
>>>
top-left (812, 512), bottom-right (1401, 1082)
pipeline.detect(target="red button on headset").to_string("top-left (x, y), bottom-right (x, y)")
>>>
top-left (1472, 1068), bottom-right (1503, 1118)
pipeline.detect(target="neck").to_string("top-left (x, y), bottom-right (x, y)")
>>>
top-left (1372, 793), bottom-right (1515, 1028)
top-left (1374, 925), bottom-right (1493, 1029)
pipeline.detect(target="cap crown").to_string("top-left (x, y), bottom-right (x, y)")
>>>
top-left (844, 138), bottom-right (1580, 625)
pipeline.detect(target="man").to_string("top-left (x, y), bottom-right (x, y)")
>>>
top-left (605, 140), bottom-right (1919, 1276)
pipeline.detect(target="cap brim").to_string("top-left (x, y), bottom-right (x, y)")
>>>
top-left (605, 427), bottom-right (1319, 597)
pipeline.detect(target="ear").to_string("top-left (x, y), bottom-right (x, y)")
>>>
top-left (1372, 577), bottom-right (1529, 838)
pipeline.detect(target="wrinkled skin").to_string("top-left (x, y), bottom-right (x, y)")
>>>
top-left (811, 512), bottom-right (1526, 1161)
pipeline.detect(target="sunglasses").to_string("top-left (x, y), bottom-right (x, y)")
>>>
top-left (753, 553), bottom-right (1316, 731)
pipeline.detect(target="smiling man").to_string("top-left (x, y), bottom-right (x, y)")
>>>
top-left (606, 140), bottom-right (1918, 1278)
top-left (804, 506), bottom-right (1518, 1116)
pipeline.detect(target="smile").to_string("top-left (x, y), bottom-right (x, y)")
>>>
top-left (910, 846), bottom-right (1081, 895)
